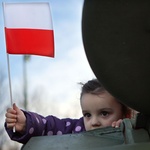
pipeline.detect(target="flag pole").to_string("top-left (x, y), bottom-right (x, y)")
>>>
top-left (6, 54), bottom-right (13, 105)
top-left (3, 3), bottom-right (13, 106)
top-left (6, 53), bottom-right (15, 132)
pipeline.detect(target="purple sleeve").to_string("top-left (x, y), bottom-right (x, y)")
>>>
top-left (5, 110), bottom-right (85, 144)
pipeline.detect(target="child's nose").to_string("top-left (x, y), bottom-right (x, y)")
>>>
top-left (91, 116), bottom-right (101, 126)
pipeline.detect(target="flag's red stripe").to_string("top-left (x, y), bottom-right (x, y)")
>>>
top-left (5, 28), bottom-right (54, 57)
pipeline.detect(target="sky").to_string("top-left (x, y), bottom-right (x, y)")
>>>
top-left (0, 0), bottom-right (96, 119)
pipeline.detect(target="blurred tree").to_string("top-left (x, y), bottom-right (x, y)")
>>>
top-left (0, 68), bottom-right (7, 149)
top-left (23, 55), bottom-right (31, 110)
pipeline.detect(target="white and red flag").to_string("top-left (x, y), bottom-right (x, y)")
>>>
top-left (3, 2), bottom-right (54, 57)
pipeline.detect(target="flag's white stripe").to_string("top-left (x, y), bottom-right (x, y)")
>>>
top-left (3, 2), bottom-right (53, 29)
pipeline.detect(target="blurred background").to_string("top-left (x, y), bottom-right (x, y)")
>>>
top-left (0, 0), bottom-right (96, 149)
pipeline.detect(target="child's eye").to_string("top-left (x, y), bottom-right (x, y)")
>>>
top-left (83, 113), bottom-right (91, 118)
top-left (101, 111), bottom-right (109, 117)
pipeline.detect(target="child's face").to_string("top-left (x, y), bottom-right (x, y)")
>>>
top-left (80, 91), bottom-right (123, 131)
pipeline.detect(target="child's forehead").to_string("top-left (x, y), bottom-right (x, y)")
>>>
top-left (81, 91), bottom-right (114, 98)
top-left (81, 92), bottom-right (119, 106)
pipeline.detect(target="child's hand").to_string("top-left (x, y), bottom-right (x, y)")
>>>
top-left (111, 119), bottom-right (123, 128)
top-left (5, 103), bottom-right (26, 133)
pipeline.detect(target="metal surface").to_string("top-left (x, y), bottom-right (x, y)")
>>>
top-left (22, 116), bottom-right (150, 150)
top-left (82, 0), bottom-right (150, 115)
top-left (22, 125), bottom-right (124, 150)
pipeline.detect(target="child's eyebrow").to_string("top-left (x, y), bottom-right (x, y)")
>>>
top-left (82, 110), bottom-right (89, 113)
top-left (82, 108), bottom-right (113, 113)
top-left (99, 108), bottom-right (113, 111)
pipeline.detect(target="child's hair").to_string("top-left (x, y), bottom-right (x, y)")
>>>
top-left (79, 79), bottom-right (132, 119)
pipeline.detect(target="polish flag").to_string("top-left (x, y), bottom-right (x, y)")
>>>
top-left (3, 2), bottom-right (54, 57)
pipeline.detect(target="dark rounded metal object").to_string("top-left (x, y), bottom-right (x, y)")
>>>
top-left (82, 0), bottom-right (150, 115)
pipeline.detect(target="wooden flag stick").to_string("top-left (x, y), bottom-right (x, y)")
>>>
top-left (6, 53), bottom-right (15, 132)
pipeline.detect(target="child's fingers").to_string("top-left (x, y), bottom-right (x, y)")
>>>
top-left (5, 117), bottom-right (17, 129)
top-left (13, 103), bottom-right (20, 112)
top-left (111, 119), bottom-right (122, 128)
top-left (5, 112), bottom-right (17, 119)
top-left (111, 121), bottom-right (116, 127)
top-left (5, 117), bottom-right (17, 123)
top-left (6, 122), bottom-right (16, 129)
top-left (6, 108), bottom-right (16, 114)
top-left (115, 119), bottom-right (122, 128)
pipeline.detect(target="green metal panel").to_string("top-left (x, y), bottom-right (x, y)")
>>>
top-left (22, 126), bottom-right (124, 150)
top-left (97, 143), bottom-right (150, 150)
top-left (22, 117), bottom-right (150, 150)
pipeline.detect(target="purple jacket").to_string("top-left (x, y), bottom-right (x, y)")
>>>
top-left (5, 111), bottom-right (86, 144)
